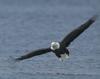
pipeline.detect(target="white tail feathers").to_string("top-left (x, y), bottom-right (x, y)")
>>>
top-left (59, 53), bottom-right (69, 62)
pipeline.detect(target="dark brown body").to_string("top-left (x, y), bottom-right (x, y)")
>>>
top-left (52, 46), bottom-right (69, 58)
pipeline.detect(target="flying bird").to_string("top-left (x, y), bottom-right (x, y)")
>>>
top-left (15, 15), bottom-right (98, 61)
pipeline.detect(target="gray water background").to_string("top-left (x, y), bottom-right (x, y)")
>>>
top-left (0, 0), bottom-right (100, 79)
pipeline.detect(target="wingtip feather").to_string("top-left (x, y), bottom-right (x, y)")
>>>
top-left (91, 14), bottom-right (99, 21)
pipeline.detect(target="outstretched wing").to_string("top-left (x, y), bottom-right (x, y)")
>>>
top-left (15, 48), bottom-right (51, 61)
top-left (60, 15), bottom-right (98, 47)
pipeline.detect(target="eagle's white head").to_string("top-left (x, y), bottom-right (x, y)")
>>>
top-left (50, 42), bottom-right (60, 50)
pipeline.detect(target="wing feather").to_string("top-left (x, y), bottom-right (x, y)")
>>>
top-left (15, 48), bottom-right (51, 61)
top-left (61, 15), bottom-right (98, 47)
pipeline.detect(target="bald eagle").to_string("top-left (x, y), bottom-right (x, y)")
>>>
top-left (15, 15), bottom-right (98, 61)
